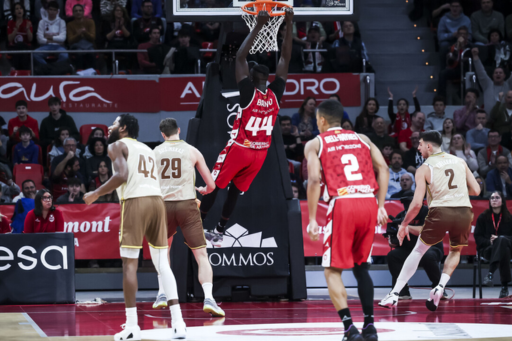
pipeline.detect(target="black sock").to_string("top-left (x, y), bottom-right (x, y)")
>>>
top-left (363, 313), bottom-right (374, 328)
top-left (353, 263), bottom-right (374, 328)
top-left (502, 282), bottom-right (509, 289)
top-left (338, 308), bottom-right (352, 331)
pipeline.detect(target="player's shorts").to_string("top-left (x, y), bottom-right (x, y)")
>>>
top-left (322, 196), bottom-right (378, 269)
top-left (211, 140), bottom-right (267, 192)
top-left (420, 206), bottom-right (474, 247)
top-left (165, 199), bottom-right (206, 249)
top-left (119, 196), bottom-right (168, 250)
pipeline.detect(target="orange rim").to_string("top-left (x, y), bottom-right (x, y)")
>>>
top-left (241, 0), bottom-right (292, 17)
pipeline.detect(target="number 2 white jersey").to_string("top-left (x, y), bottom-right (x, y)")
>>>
top-left (154, 140), bottom-right (196, 201)
top-left (115, 138), bottom-right (162, 200)
top-left (423, 152), bottom-right (472, 208)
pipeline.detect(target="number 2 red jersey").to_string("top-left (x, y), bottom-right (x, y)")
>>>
top-left (318, 127), bottom-right (378, 199)
top-left (230, 87), bottom-right (280, 150)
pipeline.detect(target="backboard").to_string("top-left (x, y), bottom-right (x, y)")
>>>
top-left (168, 0), bottom-right (358, 22)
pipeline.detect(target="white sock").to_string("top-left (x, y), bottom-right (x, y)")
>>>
top-left (202, 282), bottom-right (213, 300)
top-left (170, 304), bottom-right (183, 324)
top-left (125, 307), bottom-right (137, 327)
top-left (391, 238), bottom-right (431, 294)
top-left (150, 247), bottom-right (178, 301)
top-left (439, 273), bottom-right (450, 287)
top-left (157, 275), bottom-right (165, 296)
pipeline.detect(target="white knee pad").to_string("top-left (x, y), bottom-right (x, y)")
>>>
top-left (150, 247), bottom-right (178, 301)
top-left (120, 247), bottom-right (140, 259)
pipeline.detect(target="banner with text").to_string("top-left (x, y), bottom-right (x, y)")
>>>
top-left (0, 74), bottom-right (361, 113)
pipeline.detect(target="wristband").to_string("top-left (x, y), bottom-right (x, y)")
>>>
top-left (307, 224), bottom-right (311, 233)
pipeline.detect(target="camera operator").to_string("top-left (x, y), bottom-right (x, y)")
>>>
top-left (385, 190), bottom-right (446, 300)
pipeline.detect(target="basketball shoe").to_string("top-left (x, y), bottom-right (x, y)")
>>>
top-left (426, 284), bottom-right (444, 311)
top-left (362, 324), bottom-right (378, 341)
top-left (343, 325), bottom-right (364, 341)
top-left (152, 294), bottom-right (167, 309)
top-left (204, 228), bottom-right (223, 247)
top-left (114, 324), bottom-right (141, 340)
top-left (171, 320), bottom-right (187, 339)
top-left (378, 292), bottom-right (399, 309)
top-left (203, 298), bottom-right (225, 317)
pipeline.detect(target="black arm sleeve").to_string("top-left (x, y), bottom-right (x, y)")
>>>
top-left (388, 99), bottom-right (396, 125)
top-left (267, 76), bottom-right (286, 103)
top-left (238, 78), bottom-right (255, 109)
top-left (413, 96), bottom-right (421, 113)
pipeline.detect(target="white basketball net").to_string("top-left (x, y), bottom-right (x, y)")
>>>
top-left (241, 4), bottom-right (286, 54)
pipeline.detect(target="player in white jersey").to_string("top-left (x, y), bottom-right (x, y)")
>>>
top-left (152, 118), bottom-right (225, 317)
top-left (84, 114), bottom-right (186, 340)
top-left (379, 131), bottom-right (480, 311)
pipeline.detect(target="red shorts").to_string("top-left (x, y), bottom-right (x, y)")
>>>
top-left (212, 140), bottom-right (268, 192)
top-left (322, 196), bottom-right (377, 269)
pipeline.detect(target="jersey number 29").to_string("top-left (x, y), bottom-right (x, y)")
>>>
top-left (341, 154), bottom-right (363, 181)
top-left (161, 158), bottom-right (181, 179)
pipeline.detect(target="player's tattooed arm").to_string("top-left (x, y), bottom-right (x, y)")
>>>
top-left (304, 138), bottom-right (321, 241)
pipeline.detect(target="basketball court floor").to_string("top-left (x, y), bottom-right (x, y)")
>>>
top-left (1, 288), bottom-right (511, 341)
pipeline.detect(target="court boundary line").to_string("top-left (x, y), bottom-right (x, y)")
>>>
top-left (22, 312), bottom-right (48, 338)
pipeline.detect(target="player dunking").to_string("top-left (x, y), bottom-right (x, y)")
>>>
top-left (379, 131), bottom-right (480, 311)
top-left (201, 9), bottom-right (293, 245)
top-left (152, 118), bottom-right (225, 317)
top-left (305, 100), bottom-right (389, 341)
top-left (84, 114), bottom-right (186, 340)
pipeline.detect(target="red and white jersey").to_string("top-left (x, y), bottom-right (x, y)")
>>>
top-left (230, 87), bottom-right (280, 150)
top-left (318, 127), bottom-right (378, 201)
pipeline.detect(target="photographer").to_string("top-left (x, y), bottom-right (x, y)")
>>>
top-left (385, 191), bottom-right (445, 299)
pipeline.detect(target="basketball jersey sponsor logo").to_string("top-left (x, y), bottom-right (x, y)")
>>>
top-left (216, 154), bottom-right (226, 163)
top-left (49, 215), bottom-right (54, 222)
top-left (337, 185), bottom-right (373, 196)
top-left (243, 139), bottom-right (251, 148)
top-left (212, 170), bottom-right (220, 180)
top-left (256, 98), bottom-right (273, 108)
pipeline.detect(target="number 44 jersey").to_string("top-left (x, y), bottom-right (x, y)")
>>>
top-left (318, 128), bottom-right (378, 200)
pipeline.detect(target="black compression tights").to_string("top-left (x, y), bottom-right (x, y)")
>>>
top-left (200, 184), bottom-right (241, 231)
top-left (352, 263), bottom-right (374, 327)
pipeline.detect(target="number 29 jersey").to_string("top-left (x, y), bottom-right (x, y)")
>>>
top-left (318, 128), bottom-right (378, 200)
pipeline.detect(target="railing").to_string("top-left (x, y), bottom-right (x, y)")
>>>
top-left (460, 48), bottom-right (473, 105)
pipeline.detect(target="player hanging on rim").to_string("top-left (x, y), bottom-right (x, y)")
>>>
top-left (379, 130), bottom-right (480, 311)
top-left (201, 8), bottom-right (293, 246)
top-left (306, 100), bottom-right (389, 341)
top-left (152, 118), bottom-right (225, 317)
top-left (84, 114), bottom-right (186, 340)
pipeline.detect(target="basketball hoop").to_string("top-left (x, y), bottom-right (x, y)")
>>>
top-left (241, 0), bottom-right (292, 54)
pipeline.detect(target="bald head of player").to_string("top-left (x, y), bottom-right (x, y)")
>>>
top-left (108, 114), bottom-right (139, 144)
top-left (159, 118), bottom-right (180, 140)
top-left (418, 130), bottom-right (443, 159)
top-left (316, 99), bottom-right (344, 133)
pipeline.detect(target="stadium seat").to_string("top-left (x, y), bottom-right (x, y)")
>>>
top-left (11, 144), bottom-right (43, 165)
top-left (13, 164), bottom-right (44, 190)
top-left (79, 124), bottom-right (108, 145)
top-left (9, 70), bottom-right (31, 76)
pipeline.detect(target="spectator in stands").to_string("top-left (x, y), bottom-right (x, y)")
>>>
top-left (438, 0), bottom-right (472, 48)
top-left (501, 119), bottom-right (512, 151)
top-left (276, 21), bottom-right (303, 73)
top-left (133, 0), bottom-right (163, 43)
top-left (24, 189), bottom-right (64, 233)
top-left (131, 0), bottom-right (162, 18)
top-left (4, 0), bottom-right (30, 20)
top-left (472, 48), bottom-right (512, 112)
top-left (485, 155), bottom-right (512, 198)
top-left (13, 126), bottom-right (39, 165)
top-left (440, 118), bottom-right (456, 152)
top-left (51, 137), bottom-right (86, 181)
top-left (67, 4), bottom-right (95, 70)
top-left (398, 111), bottom-right (425, 152)
top-left (168, 29), bottom-right (199, 74)
top-left (486, 29), bottom-right (510, 72)
top-left (0, 179), bottom-right (21, 203)
top-left (56, 177), bottom-right (85, 203)
top-left (342, 119), bottom-right (354, 131)
top-left (49, 127), bottom-right (71, 162)
top-left (381, 144), bottom-right (393, 166)
top-left (387, 151), bottom-right (407, 199)
top-left (425, 96), bottom-right (447, 132)
top-left (328, 94), bottom-right (351, 122)
top-left (453, 88), bottom-right (480, 133)
top-left (51, 156), bottom-right (85, 198)
top-left (35, 1), bottom-right (67, 65)
top-left (292, 97), bottom-right (318, 141)
top-left (403, 131), bottom-right (425, 175)
top-left (478, 130), bottom-right (512, 177)
top-left (490, 91), bottom-right (512, 134)
top-left (100, 0), bottom-right (126, 20)
top-left (83, 128), bottom-right (106, 158)
top-left (355, 97), bottom-right (379, 134)
top-left (280, 116), bottom-right (303, 161)
top-left (40, 97), bottom-right (80, 154)
top-left (467, 110), bottom-right (490, 152)
top-left (8, 100), bottom-right (40, 144)
top-left (291, 182), bottom-right (299, 199)
top-left (368, 116), bottom-right (396, 151)
top-left (104, 4), bottom-right (132, 50)
top-left (471, 0), bottom-right (504, 45)
top-left (65, 0), bottom-right (92, 18)
top-left (35, 0), bottom-right (64, 21)
top-left (7, 3), bottom-right (33, 71)
top-left (138, 26), bottom-right (166, 74)
top-left (0, 214), bottom-right (11, 234)
top-left (328, 20), bottom-right (370, 73)
top-left (387, 86), bottom-right (421, 137)
top-left (390, 173), bottom-right (415, 199)
top-left (89, 160), bottom-right (118, 202)
top-left (472, 176), bottom-right (488, 199)
top-left (303, 26), bottom-right (324, 73)
top-left (475, 191), bottom-right (512, 298)
top-left (450, 133), bottom-right (479, 173)
top-left (11, 180), bottom-right (36, 233)
top-left (85, 138), bottom-right (111, 182)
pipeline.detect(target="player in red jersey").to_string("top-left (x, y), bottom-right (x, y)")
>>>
top-left (201, 9), bottom-right (293, 245)
top-left (305, 100), bottom-right (389, 341)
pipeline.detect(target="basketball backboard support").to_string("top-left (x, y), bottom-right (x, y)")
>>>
top-left (167, 0), bottom-right (358, 22)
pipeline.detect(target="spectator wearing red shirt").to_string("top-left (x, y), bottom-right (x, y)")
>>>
top-left (0, 214), bottom-right (11, 234)
top-left (454, 88), bottom-right (480, 134)
top-left (24, 189), bottom-right (64, 233)
top-left (398, 111), bottom-right (425, 152)
top-left (8, 100), bottom-right (40, 144)
top-left (7, 3), bottom-right (33, 70)
top-left (387, 86), bottom-right (421, 138)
